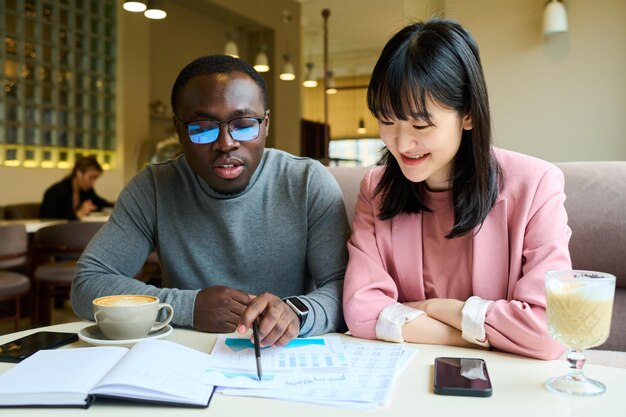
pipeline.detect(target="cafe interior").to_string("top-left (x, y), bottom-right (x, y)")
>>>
top-left (0, 0), bottom-right (624, 337)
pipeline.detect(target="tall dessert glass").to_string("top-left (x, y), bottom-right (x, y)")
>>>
top-left (545, 270), bottom-right (616, 396)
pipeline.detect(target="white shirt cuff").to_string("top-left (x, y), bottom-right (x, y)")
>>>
top-left (375, 302), bottom-right (425, 343)
top-left (461, 296), bottom-right (494, 347)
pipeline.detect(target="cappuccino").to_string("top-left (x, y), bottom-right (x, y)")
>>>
top-left (94, 295), bottom-right (155, 307)
top-left (92, 294), bottom-right (173, 340)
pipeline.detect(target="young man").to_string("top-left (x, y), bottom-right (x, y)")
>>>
top-left (71, 55), bottom-right (349, 346)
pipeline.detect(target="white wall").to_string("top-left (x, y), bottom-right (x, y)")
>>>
top-left (447, 0), bottom-right (626, 162)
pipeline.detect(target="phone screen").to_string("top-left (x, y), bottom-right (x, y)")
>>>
top-left (434, 357), bottom-right (492, 397)
top-left (0, 331), bottom-right (78, 363)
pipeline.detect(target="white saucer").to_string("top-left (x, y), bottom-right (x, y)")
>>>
top-left (78, 324), bottom-right (173, 346)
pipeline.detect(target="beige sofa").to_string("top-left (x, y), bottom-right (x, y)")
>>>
top-left (328, 161), bottom-right (626, 364)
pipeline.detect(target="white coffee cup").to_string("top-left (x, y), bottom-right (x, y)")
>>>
top-left (92, 294), bottom-right (174, 340)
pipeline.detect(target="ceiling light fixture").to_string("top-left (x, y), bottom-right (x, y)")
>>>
top-left (303, 62), bottom-right (318, 88)
top-left (280, 54), bottom-right (295, 81)
top-left (543, 0), bottom-right (568, 34)
top-left (144, 0), bottom-right (167, 20)
top-left (123, 1), bottom-right (146, 12)
top-left (357, 118), bottom-right (367, 134)
top-left (224, 32), bottom-right (239, 58)
top-left (254, 45), bottom-right (270, 73)
top-left (325, 70), bottom-right (337, 94)
top-left (224, 40), bottom-right (239, 58)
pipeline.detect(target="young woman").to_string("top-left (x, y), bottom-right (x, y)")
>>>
top-left (40, 155), bottom-right (113, 220)
top-left (343, 19), bottom-right (571, 360)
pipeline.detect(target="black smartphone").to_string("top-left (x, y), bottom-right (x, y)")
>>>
top-left (433, 357), bottom-right (492, 397)
top-left (0, 331), bottom-right (78, 363)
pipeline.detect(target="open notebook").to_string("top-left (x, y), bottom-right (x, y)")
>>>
top-left (0, 339), bottom-right (215, 408)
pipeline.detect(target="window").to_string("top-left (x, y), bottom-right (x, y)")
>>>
top-left (329, 138), bottom-right (384, 167)
top-left (0, 0), bottom-right (116, 169)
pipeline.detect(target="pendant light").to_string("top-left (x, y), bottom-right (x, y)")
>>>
top-left (303, 62), bottom-right (318, 88)
top-left (357, 118), bottom-right (367, 134)
top-left (325, 70), bottom-right (337, 95)
top-left (254, 2), bottom-right (270, 73)
top-left (144, 0), bottom-right (167, 20)
top-left (254, 45), bottom-right (270, 73)
top-left (123, 1), bottom-right (146, 12)
top-left (280, 54), bottom-right (295, 81)
top-left (224, 33), bottom-right (239, 58)
top-left (543, 0), bottom-right (568, 34)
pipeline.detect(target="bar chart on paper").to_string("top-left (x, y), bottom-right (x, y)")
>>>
top-left (214, 336), bottom-right (348, 372)
top-left (202, 336), bottom-right (351, 389)
top-left (201, 335), bottom-right (413, 410)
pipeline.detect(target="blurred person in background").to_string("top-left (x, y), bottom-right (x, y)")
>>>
top-left (39, 155), bottom-right (113, 220)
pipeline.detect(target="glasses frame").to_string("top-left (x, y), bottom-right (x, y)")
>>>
top-left (173, 110), bottom-right (269, 144)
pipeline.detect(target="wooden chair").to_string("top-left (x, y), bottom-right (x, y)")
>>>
top-left (0, 224), bottom-right (31, 331)
top-left (3, 202), bottom-right (41, 219)
top-left (31, 221), bottom-right (104, 326)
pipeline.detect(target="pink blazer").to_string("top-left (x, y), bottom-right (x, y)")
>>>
top-left (344, 148), bottom-right (571, 359)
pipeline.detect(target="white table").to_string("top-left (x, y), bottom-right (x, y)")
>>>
top-left (1, 322), bottom-right (624, 416)
top-left (0, 219), bottom-right (67, 233)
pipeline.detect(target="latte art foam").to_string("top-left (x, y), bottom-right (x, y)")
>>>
top-left (94, 295), bottom-right (156, 307)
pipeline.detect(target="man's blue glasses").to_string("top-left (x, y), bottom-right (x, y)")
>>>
top-left (175, 114), bottom-right (267, 144)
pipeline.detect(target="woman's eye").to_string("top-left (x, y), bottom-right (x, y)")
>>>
top-left (413, 124), bottom-right (430, 130)
top-left (380, 120), bottom-right (394, 126)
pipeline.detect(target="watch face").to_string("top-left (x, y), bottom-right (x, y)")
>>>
top-left (286, 297), bottom-right (309, 315)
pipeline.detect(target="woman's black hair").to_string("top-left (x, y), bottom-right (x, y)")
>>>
top-left (367, 18), bottom-right (503, 238)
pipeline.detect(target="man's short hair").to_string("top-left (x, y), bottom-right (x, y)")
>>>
top-left (170, 55), bottom-right (269, 116)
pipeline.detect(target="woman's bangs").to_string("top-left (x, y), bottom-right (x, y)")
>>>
top-left (368, 64), bottom-right (432, 124)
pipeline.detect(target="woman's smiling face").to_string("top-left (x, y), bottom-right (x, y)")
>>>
top-left (378, 98), bottom-right (472, 191)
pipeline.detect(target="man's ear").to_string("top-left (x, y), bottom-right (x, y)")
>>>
top-left (462, 113), bottom-right (473, 130)
top-left (264, 110), bottom-right (270, 135)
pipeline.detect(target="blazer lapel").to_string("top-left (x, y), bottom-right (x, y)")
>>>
top-left (472, 198), bottom-right (509, 300)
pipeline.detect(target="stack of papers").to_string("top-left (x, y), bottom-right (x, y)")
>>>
top-left (201, 335), bottom-right (415, 410)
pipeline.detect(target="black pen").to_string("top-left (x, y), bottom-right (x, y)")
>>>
top-left (252, 319), bottom-right (263, 381)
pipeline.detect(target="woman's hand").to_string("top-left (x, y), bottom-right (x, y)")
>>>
top-left (76, 199), bottom-right (97, 219)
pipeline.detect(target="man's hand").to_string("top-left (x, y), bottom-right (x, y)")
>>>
top-left (237, 292), bottom-right (300, 347)
top-left (193, 286), bottom-right (251, 332)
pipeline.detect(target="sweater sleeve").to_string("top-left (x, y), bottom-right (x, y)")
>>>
top-left (297, 163), bottom-right (350, 336)
top-left (343, 170), bottom-right (401, 339)
top-left (71, 169), bottom-right (199, 327)
top-left (483, 165), bottom-right (570, 360)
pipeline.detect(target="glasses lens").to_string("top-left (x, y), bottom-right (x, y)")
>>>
top-left (188, 121), bottom-right (219, 144)
top-left (229, 118), bottom-right (260, 141)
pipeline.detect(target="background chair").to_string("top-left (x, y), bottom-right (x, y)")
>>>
top-left (31, 221), bottom-right (104, 326)
top-left (557, 162), bottom-right (626, 351)
top-left (0, 224), bottom-right (31, 332)
top-left (3, 202), bottom-right (41, 219)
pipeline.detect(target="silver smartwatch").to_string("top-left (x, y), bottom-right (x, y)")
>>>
top-left (284, 296), bottom-right (309, 329)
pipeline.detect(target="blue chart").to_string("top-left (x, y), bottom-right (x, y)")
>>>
top-left (211, 336), bottom-right (347, 374)
top-left (225, 338), bottom-right (325, 353)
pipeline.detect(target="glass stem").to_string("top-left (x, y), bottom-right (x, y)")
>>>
top-left (566, 349), bottom-right (587, 381)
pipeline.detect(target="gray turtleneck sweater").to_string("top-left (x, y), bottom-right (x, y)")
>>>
top-left (71, 149), bottom-right (349, 336)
